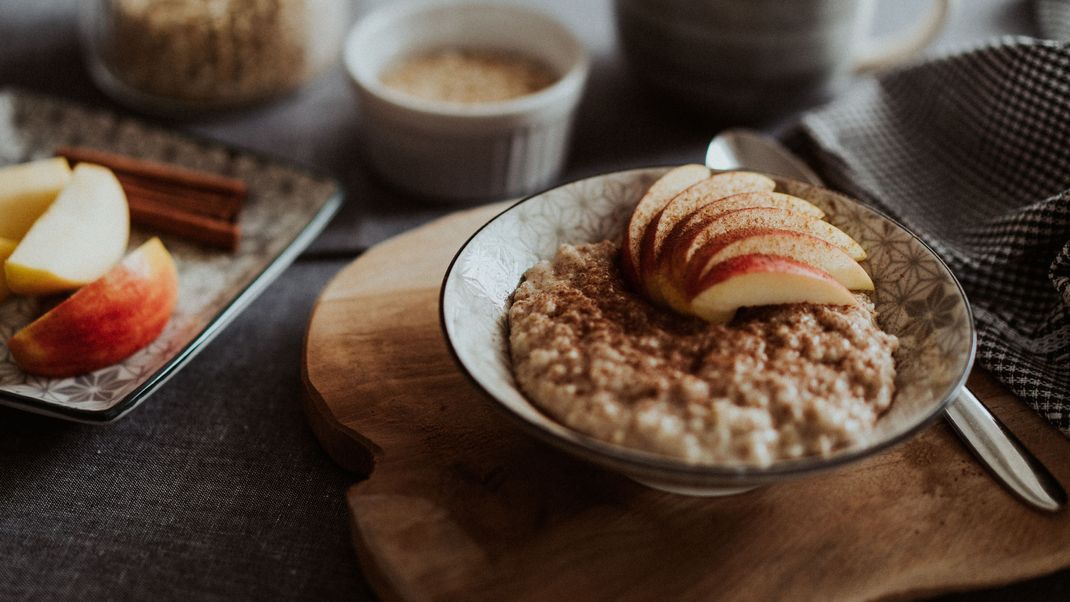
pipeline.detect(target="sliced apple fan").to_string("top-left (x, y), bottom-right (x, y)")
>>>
top-left (621, 168), bottom-right (872, 323)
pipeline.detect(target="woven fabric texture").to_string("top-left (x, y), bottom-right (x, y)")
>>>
top-left (791, 36), bottom-right (1070, 436)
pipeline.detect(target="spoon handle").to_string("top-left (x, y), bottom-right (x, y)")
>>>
top-left (944, 386), bottom-right (1066, 512)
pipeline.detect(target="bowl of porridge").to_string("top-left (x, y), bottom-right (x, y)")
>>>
top-left (440, 167), bottom-right (975, 495)
top-left (343, 1), bottom-right (589, 201)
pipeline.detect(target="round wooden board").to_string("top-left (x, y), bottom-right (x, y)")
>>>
top-left (302, 202), bottom-right (1070, 602)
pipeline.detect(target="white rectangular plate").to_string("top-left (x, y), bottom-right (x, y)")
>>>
top-left (0, 89), bottom-right (343, 422)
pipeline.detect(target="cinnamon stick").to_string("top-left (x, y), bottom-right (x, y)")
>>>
top-left (55, 145), bottom-right (246, 250)
top-left (127, 196), bottom-right (241, 251)
top-left (121, 180), bottom-right (240, 221)
top-left (56, 146), bottom-right (247, 200)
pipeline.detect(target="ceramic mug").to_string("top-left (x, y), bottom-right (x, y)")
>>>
top-left (615, 0), bottom-right (953, 119)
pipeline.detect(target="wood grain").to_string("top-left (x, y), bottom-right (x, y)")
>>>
top-left (302, 202), bottom-right (1070, 602)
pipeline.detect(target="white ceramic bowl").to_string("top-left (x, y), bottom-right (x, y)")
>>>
top-left (440, 168), bottom-right (975, 496)
top-left (344, 1), bottom-right (589, 202)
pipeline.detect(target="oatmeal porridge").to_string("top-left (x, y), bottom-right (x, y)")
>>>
top-left (507, 240), bottom-right (898, 466)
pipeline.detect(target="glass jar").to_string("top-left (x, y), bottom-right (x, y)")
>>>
top-left (79, 0), bottom-right (350, 114)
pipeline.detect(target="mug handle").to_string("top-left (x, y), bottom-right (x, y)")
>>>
top-left (853, 0), bottom-right (954, 72)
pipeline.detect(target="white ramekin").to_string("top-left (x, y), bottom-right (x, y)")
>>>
top-left (344, 1), bottom-right (589, 202)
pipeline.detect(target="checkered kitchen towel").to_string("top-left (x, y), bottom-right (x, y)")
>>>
top-left (789, 36), bottom-right (1070, 437)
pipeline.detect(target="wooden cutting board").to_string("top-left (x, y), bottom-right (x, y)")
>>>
top-left (301, 202), bottom-right (1070, 602)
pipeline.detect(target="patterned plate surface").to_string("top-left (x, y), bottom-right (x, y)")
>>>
top-left (0, 89), bottom-right (342, 422)
top-left (441, 168), bottom-right (975, 488)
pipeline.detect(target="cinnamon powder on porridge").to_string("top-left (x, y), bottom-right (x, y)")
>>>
top-left (507, 241), bottom-right (898, 466)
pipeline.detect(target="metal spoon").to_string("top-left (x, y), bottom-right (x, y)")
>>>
top-left (707, 128), bottom-right (1067, 512)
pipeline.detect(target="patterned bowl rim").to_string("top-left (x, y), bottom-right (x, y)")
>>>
top-left (439, 166), bottom-right (977, 479)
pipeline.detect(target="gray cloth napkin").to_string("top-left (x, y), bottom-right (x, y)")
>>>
top-left (789, 36), bottom-right (1070, 437)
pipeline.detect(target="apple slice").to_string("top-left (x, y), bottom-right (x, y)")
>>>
top-left (696, 191), bottom-right (824, 221)
top-left (672, 206), bottom-right (865, 271)
top-left (5, 163), bottom-right (130, 295)
top-left (685, 228), bottom-right (874, 296)
top-left (7, 238), bottom-right (178, 377)
top-left (0, 157), bottom-right (72, 240)
top-left (653, 207), bottom-right (863, 314)
top-left (662, 192), bottom-right (827, 264)
top-left (642, 190), bottom-right (825, 308)
top-left (689, 254), bottom-right (858, 324)
top-left (0, 237), bottom-right (16, 302)
top-left (638, 172), bottom-right (775, 298)
top-left (620, 164), bottom-right (709, 289)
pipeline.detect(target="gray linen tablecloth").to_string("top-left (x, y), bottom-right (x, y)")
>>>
top-left (1, 262), bottom-right (374, 599)
top-left (1, 1), bottom-right (1067, 600)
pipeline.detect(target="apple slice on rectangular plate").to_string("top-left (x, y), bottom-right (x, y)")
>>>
top-left (0, 157), bottom-right (71, 240)
top-left (638, 172), bottom-right (775, 303)
top-left (620, 164), bottom-right (709, 290)
top-left (7, 237), bottom-right (178, 377)
top-left (0, 237), bottom-right (16, 302)
top-left (689, 254), bottom-right (858, 324)
top-left (5, 163), bottom-right (130, 295)
top-left (684, 227), bottom-right (874, 297)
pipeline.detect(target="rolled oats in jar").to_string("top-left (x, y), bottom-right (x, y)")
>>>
top-left (81, 0), bottom-right (349, 112)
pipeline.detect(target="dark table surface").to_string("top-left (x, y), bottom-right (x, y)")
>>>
top-left (1, 0), bottom-right (1066, 599)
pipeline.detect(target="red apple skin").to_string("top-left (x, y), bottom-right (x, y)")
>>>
top-left (620, 164), bottom-right (709, 290)
top-left (687, 254), bottom-right (858, 324)
top-left (694, 253), bottom-right (841, 291)
top-left (7, 238), bottom-right (178, 377)
top-left (683, 227), bottom-right (783, 293)
top-left (637, 174), bottom-right (777, 287)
